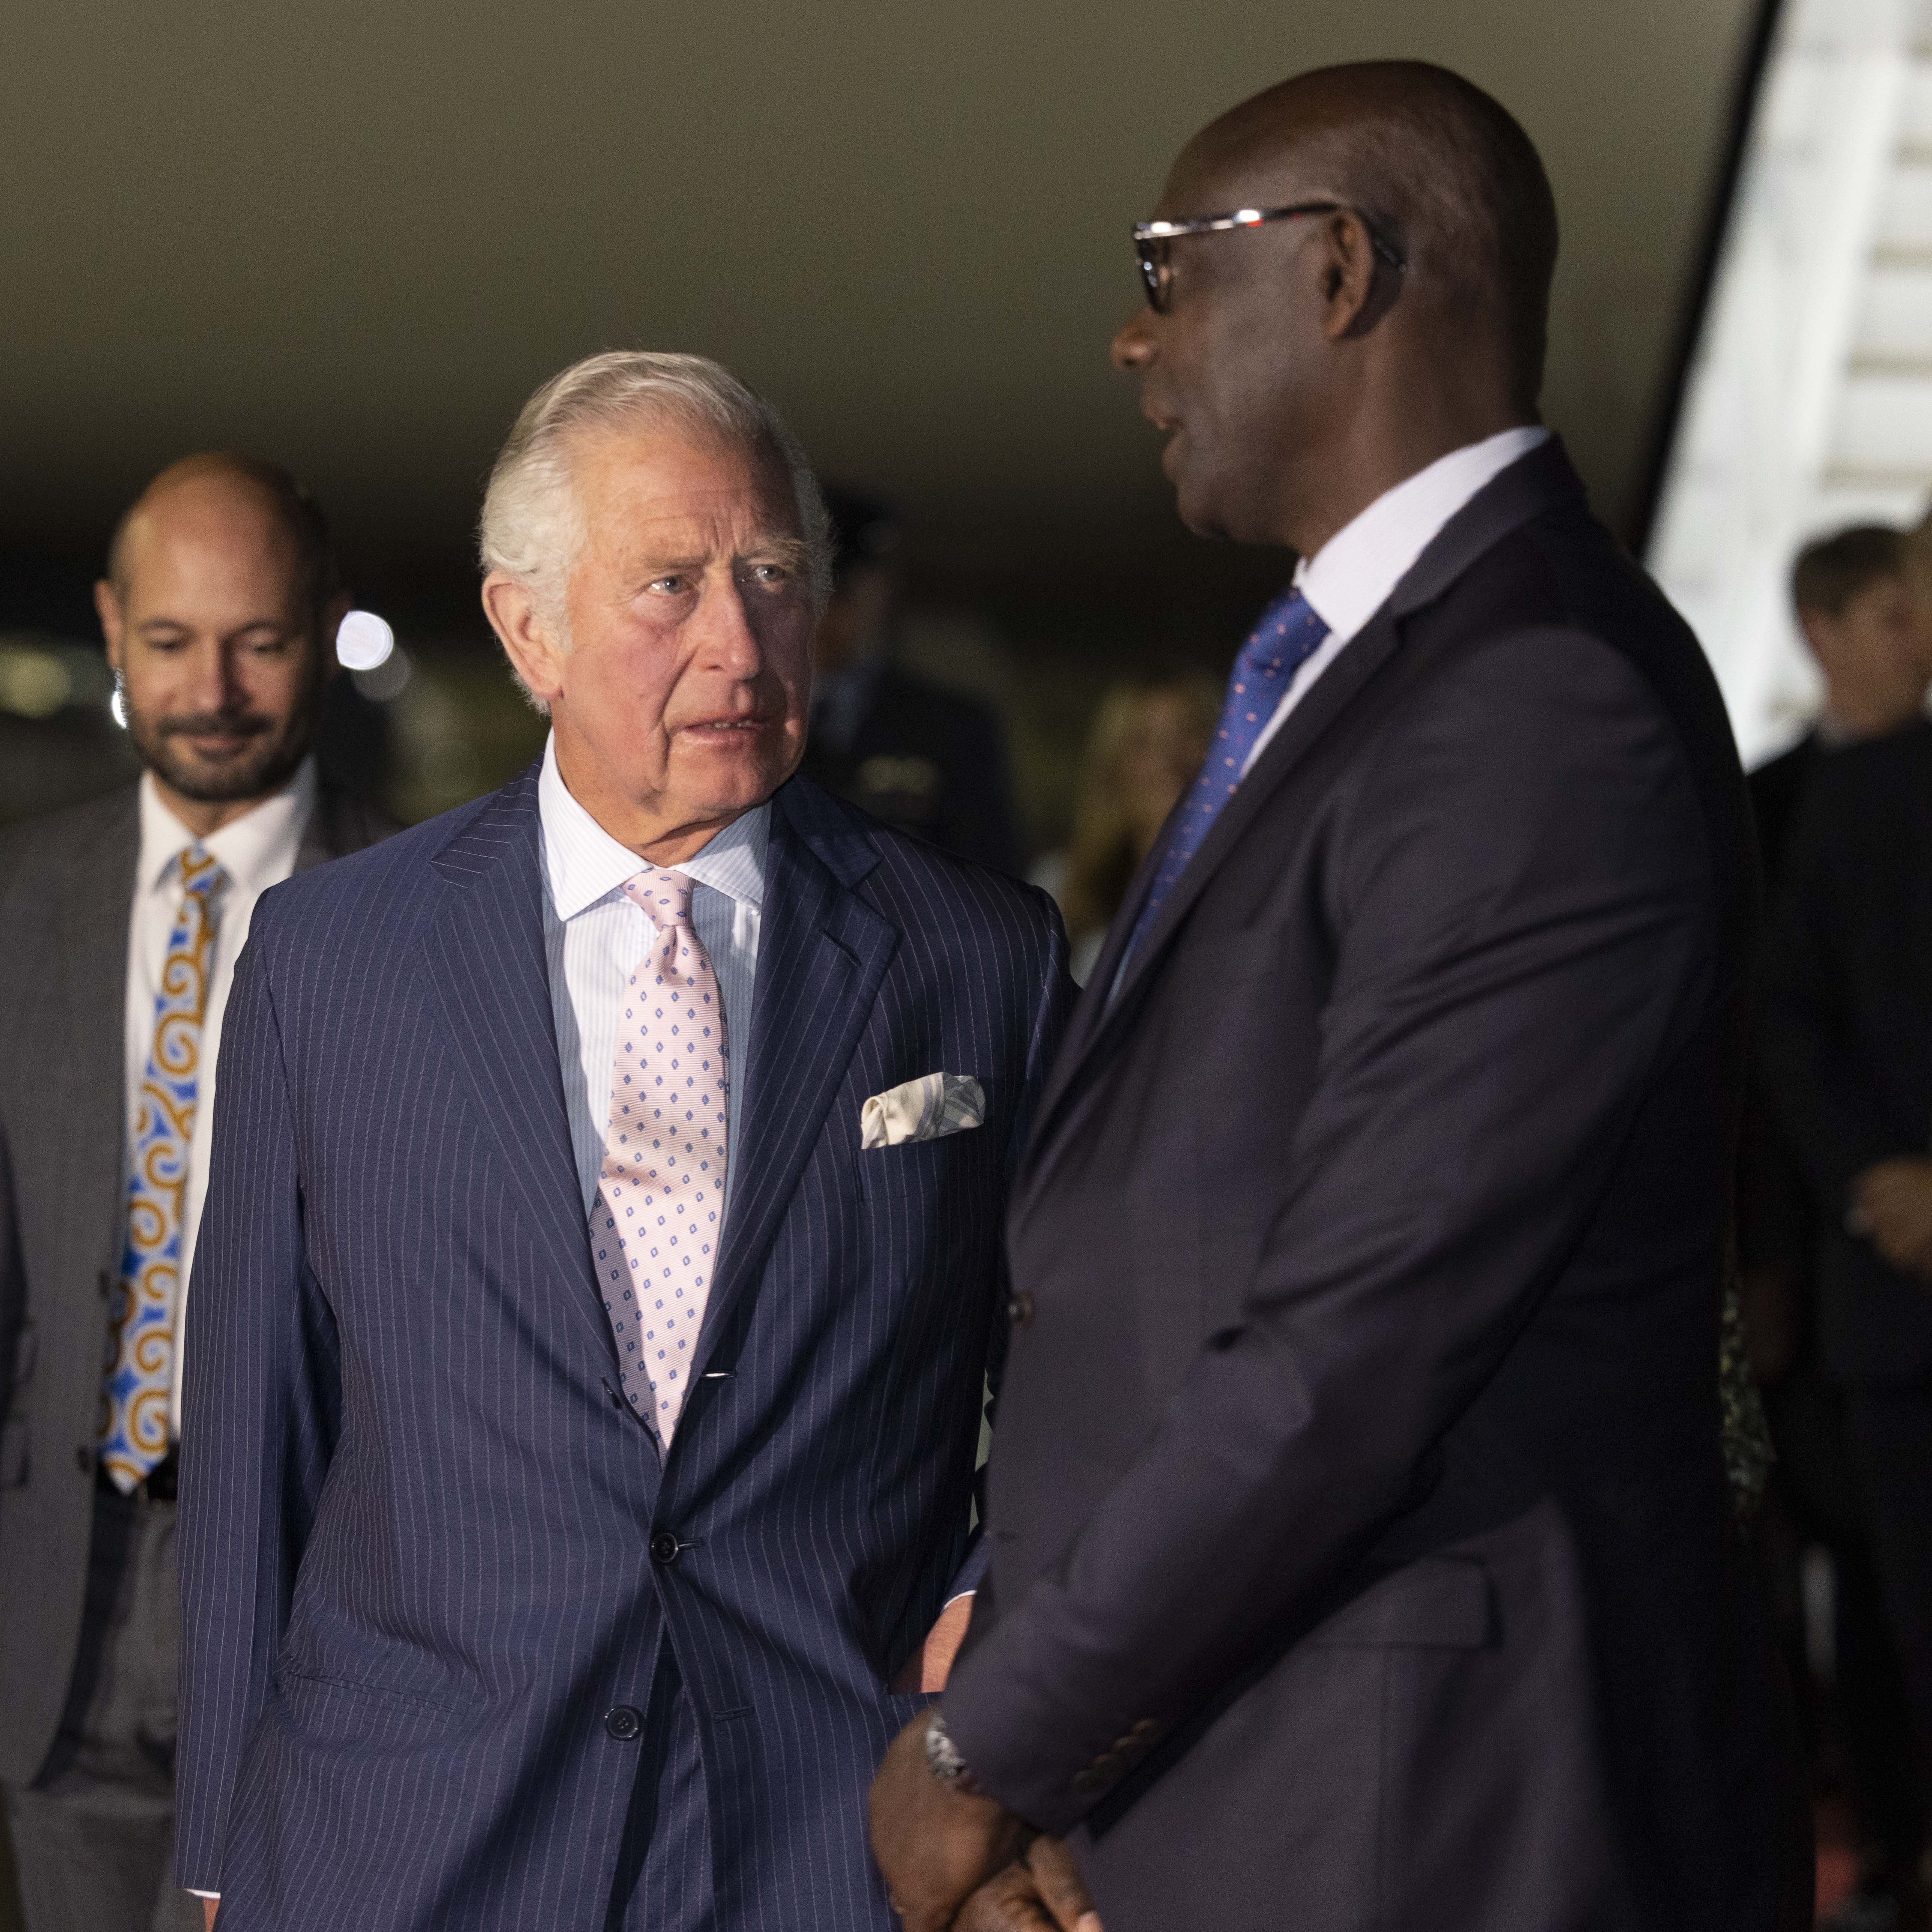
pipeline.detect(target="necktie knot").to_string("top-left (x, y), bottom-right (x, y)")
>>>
top-left (621, 868), bottom-right (695, 932)
top-left (1231, 586), bottom-right (1328, 683)
top-left (178, 845), bottom-right (229, 900)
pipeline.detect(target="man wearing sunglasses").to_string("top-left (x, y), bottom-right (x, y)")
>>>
top-left (873, 58), bottom-right (1795, 1932)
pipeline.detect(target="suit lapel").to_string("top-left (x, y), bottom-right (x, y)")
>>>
top-left (1020, 611), bottom-right (1406, 1173)
top-left (1024, 438), bottom-right (1588, 1172)
top-left (419, 769), bottom-right (609, 1363)
top-left (1111, 607), bottom-right (1405, 1015)
top-left (1034, 825), bottom-right (1168, 1107)
top-left (59, 789), bottom-right (140, 1273)
top-left (690, 786), bottom-right (896, 1380)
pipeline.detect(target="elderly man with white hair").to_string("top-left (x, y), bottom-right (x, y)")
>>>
top-left (172, 351), bottom-right (1072, 1932)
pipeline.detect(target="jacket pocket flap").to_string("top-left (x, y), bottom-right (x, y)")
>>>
top-left (1304, 1556), bottom-right (1491, 1649)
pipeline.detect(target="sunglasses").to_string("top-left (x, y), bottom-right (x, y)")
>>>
top-left (1132, 200), bottom-right (1407, 313)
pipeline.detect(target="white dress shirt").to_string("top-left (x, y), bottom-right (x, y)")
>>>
top-left (125, 758), bottom-right (318, 1435)
top-left (1240, 425), bottom-right (1551, 777)
top-left (537, 734), bottom-right (765, 1225)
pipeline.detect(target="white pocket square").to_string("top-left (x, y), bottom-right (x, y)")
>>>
top-left (861, 1073), bottom-right (985, 1150)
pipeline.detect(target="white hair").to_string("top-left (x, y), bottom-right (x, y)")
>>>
top-left (478, 350), bottom-right (833, 711)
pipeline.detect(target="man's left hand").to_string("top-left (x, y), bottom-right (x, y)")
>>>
top-left (870, 1715), bottom-right (1028, 1931)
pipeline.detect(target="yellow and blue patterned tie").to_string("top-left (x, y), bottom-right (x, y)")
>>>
top-left (99, 844), bottom-right (228, 1492)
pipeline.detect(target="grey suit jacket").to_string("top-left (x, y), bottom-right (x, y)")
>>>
top-left (0, 775), bottom-right (392, 1787)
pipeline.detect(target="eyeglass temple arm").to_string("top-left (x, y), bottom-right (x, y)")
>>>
top-left (1134, 204), bottom-right (1405, 272)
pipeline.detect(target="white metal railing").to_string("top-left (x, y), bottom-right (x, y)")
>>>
top-left (1646, 0), bottom-right (1932, 766)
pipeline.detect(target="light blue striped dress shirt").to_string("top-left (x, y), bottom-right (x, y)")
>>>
top-left (536, 734), bottom-right (765, 1225)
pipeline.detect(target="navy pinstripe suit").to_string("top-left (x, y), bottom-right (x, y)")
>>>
top-left (174, 764), bottom-right (1071, 1930)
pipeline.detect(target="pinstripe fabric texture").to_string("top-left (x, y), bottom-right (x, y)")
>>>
top-left (174, 764), bottom-right (1072, 1930)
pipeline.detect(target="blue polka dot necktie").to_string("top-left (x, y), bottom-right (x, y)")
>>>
top-left (1121, 587), bottom-right (1330, 968)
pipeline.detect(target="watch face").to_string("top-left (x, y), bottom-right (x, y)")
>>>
top-left (922, 1710), bottom-right (984, 1796)
top-left (923, 1712), bottom-right (957, 1775)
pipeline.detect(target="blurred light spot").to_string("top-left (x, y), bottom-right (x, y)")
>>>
top-left (110, 681), bottom-right (129, 728)
top-left (0, 646), bottom-right (75, 719)
top-left (352, 645), bottom-right (412, 703)
top-left (336, 609), bottom-right (395, 672)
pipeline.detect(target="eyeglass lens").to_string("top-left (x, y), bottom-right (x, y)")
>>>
top-left (1137, 240), bottom-right (1170, 313)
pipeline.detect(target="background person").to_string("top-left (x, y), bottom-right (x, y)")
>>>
top-left (1030, 672), bottom-right (1217, 983)
top-left (0, 454), bottom-right (392, 1932)
top-left (800, 485), bottom-right (1025, 875)
top-left (1743, 525), bottom-right (1930, 1930)
top-left (1754, 526), bottom-right (1932, 871)
top-left (1761, 514), bottom-right (1932, 1931)
top-left (873, 60), bottom-right (1794, 1932)
top-left (174, 354), bottom-right (1071, 1931)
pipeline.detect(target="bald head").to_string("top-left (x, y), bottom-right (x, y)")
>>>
top-left (109, 452), bottom-right (342, 631)
top-left (1182, 63), bottom-right (1558, 413)
top-left (1112, 60), bottom-right (1556, 554)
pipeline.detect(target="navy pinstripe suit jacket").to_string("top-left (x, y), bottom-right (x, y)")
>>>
top-left (174, 764), bottom-right (1071, 1929)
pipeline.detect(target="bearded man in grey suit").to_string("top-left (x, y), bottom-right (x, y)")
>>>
top-left (0, 456), bottom-right (392, 1932)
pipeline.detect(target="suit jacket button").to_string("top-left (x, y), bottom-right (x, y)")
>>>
top-left (604, 1705), bottom-right (644, 1741)
top-left (650, 1531), bottom-right (681, 1565)
top-left (1007, 1291), bottom-right (1035, 1329)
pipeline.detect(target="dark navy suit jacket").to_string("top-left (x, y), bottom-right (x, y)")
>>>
top-left (175, 766), bottom-right (1070, 1929)
top-left (947, 443), bottom-right (1796, 1929)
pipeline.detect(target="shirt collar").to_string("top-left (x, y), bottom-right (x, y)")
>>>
top-left (1293, 425), bottom-right (1551, 647)
top-left (136, 757), bottom-right (317, 897)
top-left (538, 732), bottom-right (769, 923)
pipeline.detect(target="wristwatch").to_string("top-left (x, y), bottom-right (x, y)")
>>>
top-left (923, 1708), bottom-right (986, 1798)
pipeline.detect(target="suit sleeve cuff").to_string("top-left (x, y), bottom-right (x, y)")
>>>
top-left (940, 1618), bottom-right (1161, 1837)
top-left (943, 1529), bottom-right (991, 1603)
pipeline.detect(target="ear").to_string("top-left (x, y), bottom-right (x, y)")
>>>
top-left (1317, 211), bottom-right (1398, 342)
top-left (482, 572), bottom-right (568, 707)
top-left (95, 579), bottom-right (126, 675)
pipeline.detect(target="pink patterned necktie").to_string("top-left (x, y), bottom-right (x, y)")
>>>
top-left (590, 869), bottom-right (729, 1445)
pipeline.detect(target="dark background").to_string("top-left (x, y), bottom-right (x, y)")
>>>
top-left (0, 2), bottom-right (1769, 1920)
top-left (0, 0), bottom-right (1759, 852)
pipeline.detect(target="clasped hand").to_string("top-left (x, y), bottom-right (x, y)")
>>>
top-left (869, 1717), bottom-right (1102, 1932)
